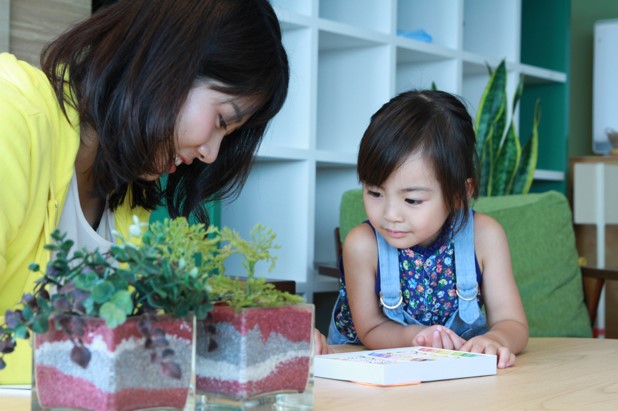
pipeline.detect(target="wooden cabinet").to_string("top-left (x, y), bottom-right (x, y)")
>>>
top-left (570, 156), bottom-right (618, 338)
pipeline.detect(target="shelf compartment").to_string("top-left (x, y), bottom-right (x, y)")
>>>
top-left (314, 167), bottom-right (360, 265)
top-left (463, 0), bottom-right (521, 62)
top-left (397, 0), bottom-right (462, 50)
top-left (396, 55), bottom-right (458, 95)
top-left (220, 160), bottom-right (311, 282)
top-left (317, 32), bottom-right (390, 153)
top-left (274, 0), bottom-right (313, 17)
top-left (319, 0), bottom-right (393, 34)
top-left (264, 26), bottom-right (312, 150)
top-left (315, 150), bottom-right (357, 166)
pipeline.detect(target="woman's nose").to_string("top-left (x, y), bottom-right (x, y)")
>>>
top-left (197, 133), bottom-right (224, 164)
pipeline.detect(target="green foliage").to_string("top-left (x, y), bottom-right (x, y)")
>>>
top-left (0, 217), bottom-right (212, 375)
top-left (0, 218), bottom-right (301, 373)
top-left (206, 224), bottom-right (304, 310)
top-left (474, 59), bottom-right (540, 196)
top-left (208, 275), bottom-right (303, 310)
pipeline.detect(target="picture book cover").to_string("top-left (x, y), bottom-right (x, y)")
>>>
top-left (314, 346), bottom-right (497, 386)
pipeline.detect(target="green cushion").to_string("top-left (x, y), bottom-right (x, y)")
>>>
top-left (338, 189), bottom-right (592, 338)
top-left (473, 191), bottom-right (592, 337)
top-left (339, 189), bottom-right (367, 244)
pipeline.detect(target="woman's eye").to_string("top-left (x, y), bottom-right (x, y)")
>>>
top-left (405, 199), bottom-right (422, 205)
top-left (219, 115), bottom-right (228, 130)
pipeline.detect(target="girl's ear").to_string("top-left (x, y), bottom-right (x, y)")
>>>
top-left (465, 178), bottom-right (475, 200)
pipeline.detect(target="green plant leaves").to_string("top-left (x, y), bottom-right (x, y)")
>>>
top-left (92, 281), bottom-right (115, 303)
top-left (475, 61), bottom-right (507, 159)
top-left (100, 302), bottom-right (128, 329)
top-left (110, 290), bottom-right (133, 314)
top-left (0, 216), bottom-right (294, 374)
top-left (511, 99), bottom-right (540, 194)
top-left (74, 271), bottom-right (99, 290)
top-left (207, 275), bottom-right (303, 310)
top-left (474, 60), bottom-right (539, 196)
top-left (31, 315), bottom-right (49, 334)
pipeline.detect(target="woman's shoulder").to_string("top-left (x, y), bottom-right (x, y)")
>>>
top-left (0, 53), bottom-right (48, 95)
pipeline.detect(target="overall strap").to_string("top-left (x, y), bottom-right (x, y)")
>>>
top-left (376, 231), bottom-right (404, 313)
top-left (453, 209), bottom-right (481, 324)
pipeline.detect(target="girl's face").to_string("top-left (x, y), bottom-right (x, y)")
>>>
top-left (143, 83), bottom-right (254, 180)
top-left (363, 151), bottom-right (450, 249)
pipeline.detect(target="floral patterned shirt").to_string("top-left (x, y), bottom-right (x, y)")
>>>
top-left (333, 221), bottom-right (482, 341)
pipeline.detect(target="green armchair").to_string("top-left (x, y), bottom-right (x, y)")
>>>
top-left (321, 189), bottom-right (617, 338)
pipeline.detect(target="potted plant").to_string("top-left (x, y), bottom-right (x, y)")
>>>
top-left (194, 224), bottom-right (315, 410)
top-left (474, 59), bottom-right (541, 196)
top-left (0, 217), bottom-right (213, 411)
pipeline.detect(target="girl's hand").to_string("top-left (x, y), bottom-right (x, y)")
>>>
top-left (412, 325), bottom-right (466, 350)
top-left (314, 328), bottom-right (334, 355)
top-left (460, 336), bottom-right (516, 368)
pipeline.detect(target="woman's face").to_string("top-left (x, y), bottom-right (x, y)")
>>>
top-left (143, 82), bottom-right (255, 180)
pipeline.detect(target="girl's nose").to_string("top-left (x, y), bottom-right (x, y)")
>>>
top-left (383, 200), bottom-right (403, 223)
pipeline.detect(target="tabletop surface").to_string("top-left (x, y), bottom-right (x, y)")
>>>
top-left (315, 337), bottom-right (618, 411)
top-left (1, 337), bottom-right (617, 410)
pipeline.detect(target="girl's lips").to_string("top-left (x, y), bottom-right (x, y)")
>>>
top-left (384, 229), bottom-right (407, 239)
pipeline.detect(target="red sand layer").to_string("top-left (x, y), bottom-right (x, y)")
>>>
top-left (36, 365), bottom-right (188, 411)
top-left (206, 305), bottom-right (312, 342)
top-left (35, 316), bottom-right (193, 352)
top-left (196, 356), bottom-right (310, 400)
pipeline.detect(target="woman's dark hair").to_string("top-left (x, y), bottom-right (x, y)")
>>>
top-left (357, 90), bottom-right (478, 232)
top-left (41, 0), bottom-right (289, 225)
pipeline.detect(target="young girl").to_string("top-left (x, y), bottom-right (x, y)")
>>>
top-left (0, 0), bottom-right (288, 383)
top-left (327, 90), bottom-right (528, 368)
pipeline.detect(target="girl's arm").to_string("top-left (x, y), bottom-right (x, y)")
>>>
top-left (460, 212), bottom-right (529, 367)
top-left (343, 224), bottom-right (464, 350)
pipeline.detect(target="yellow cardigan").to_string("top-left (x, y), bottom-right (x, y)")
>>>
top-left (0, 53), bottom-right (150, 384)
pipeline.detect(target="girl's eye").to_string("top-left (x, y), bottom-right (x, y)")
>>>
top-left (367, 190), bottom-right (381, 198)
top-left (219, 114), bottom-right (228, 130)
top-left (405, 199), bottom-right (422, 205)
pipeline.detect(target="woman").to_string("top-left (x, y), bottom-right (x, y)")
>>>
top-left (0, 0), bottom-right (289, 383)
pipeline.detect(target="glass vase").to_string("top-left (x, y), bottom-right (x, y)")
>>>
top-left (195, 303), bottom-right (314, 410)
top-left (31, 315), bottom-right (194, 411)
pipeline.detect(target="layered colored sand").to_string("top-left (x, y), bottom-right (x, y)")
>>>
top-left (34, 316), bottom-right (192, 411)
top-left (195, 304), bottom-right (313, 401)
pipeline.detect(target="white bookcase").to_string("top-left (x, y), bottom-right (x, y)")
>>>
top-left (220, 0), bottom-right (568, 299)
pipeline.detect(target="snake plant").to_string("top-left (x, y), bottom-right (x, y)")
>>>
top-left (474, 59), bottom-right (540, 196)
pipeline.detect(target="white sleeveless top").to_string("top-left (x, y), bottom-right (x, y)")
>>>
top-left (56, 172), bottom-right (116, 253)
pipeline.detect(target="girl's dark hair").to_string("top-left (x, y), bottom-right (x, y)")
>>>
top-left (41, 0), bottom-right (289, 225)
top-left (357, 90), bottom-right (478, 232)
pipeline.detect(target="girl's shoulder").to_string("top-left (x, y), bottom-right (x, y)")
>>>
top-left (473, 211), bottom-right (506, 236)
top-left (472, 211), bottom-right (509, 257)
top-left (343, 222), bottom-right (378, 256)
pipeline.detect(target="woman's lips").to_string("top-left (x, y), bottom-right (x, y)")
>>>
top-left (168, 155), bottom-right (183, 174)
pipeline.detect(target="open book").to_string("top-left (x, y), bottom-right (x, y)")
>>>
top-left (314, 346), bottom-right (497, 386)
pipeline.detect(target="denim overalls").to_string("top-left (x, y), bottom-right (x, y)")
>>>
top-left (327, 210), bottom-right (488, 345)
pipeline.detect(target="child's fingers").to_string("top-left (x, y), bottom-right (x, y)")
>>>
top-left (433, 327), bottom-right (455, 350)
